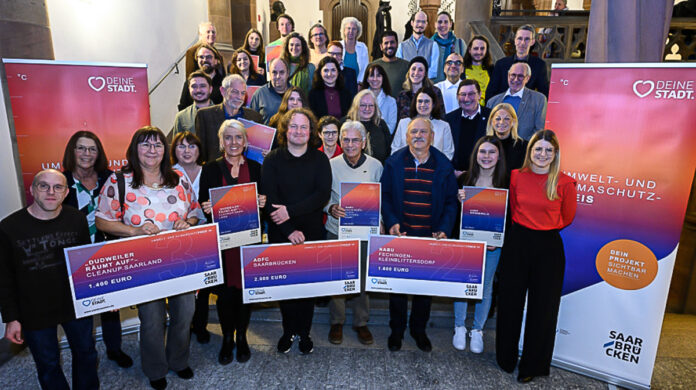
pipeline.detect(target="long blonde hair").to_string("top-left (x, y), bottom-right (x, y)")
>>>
top-left (486, 103), bottom-right (522, 145)
top-left (521, 129), bottom-right (561, 200)
top-left (346, 89), bottom-right (382, 125)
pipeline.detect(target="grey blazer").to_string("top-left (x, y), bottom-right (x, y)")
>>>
top-left (486, 87), bottom-right (547, 141)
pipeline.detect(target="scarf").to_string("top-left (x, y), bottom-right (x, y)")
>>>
top-left (432, 32), bottom-right (457, 60)
top-left (289, 56), bottom-right (311, 94)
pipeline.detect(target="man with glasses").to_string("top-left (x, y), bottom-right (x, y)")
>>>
top-left (0, 169), bottom-right (98, 389)
top-left (485, 24), bottom-right (549, 100)
top-left (396, 11), bottom-right (439, 80)
top-left (195, 74), bottom-right (263, 162)
top-left (435, 53), bottom-right (465, 114)
top-left (171, 70), bottom-right (214, 138)
top-left (326, 41), bottom-right (358, 96)
top-left (486, 62), bottom-right (546, 140)
top-left (324, 121), bottom-right (383, 346)
top-left (446, 79), bottom-right (490, 177)
top-left (179, 44), bottom-right (225, 111)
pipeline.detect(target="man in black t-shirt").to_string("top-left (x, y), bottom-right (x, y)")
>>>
top-left (0, 169), bottom-right (97, 389)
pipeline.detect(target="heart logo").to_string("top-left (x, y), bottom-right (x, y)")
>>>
top-left (632, 80), bottom-right (654, 98)
top-left (82, 299), bottom-right (91, 307)
top-left (88, 76), bottom-right (106, 92)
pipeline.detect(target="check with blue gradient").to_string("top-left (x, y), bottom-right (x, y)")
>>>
top-left (460, 187), bottom-right (508, 247)
top-left (366, 235), bottom-right (486, 299)
top-left (210, 182), bottom-right (261, 249)
top-left (338, 182), bottom-right (380, 240)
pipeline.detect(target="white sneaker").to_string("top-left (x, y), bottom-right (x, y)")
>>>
top-left (452, 326), bottom-right (467, 350)
top-left (470, 329), bottom-right (484, 353)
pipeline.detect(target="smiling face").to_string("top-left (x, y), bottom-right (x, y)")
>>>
top-left (415, 92), bottom-right (433, 117)
top-left (436, 14), bottom-right (452, 37)
top-left (321, 62), bottom-right (338, 87)
top-left (444, 53), bottom-right (463, 80)
top-left (287, 91), bottom-right (303, 109)
top-left (310, 26), bottom-right (327, 48)
top-left (319, 123), bottom-right (338, 148)
top-left (358, 94), bottom-right (376, 121)
top-left (406, 117), bottom-right (433, 153)
top-left (531, 139), bottom-right (555, 172)
top-left (287, 113), bottom-right (311, 148)
top-left (200, 24), bottom-right (216, 45)
top-left (340, 128), bottom-right (365, 159)
top-left (476, 142), bottom-right (500, 170)
top-left (507, 62), bottom-right (529, 94)
top-left (381, 35), bottom-right (397, 58)
top-left (457, 84), bottom-right (480, 115)
top-left (222, 127), bottom-right (247, 158)
top-left (137, 135), bottom-right (165, 170)
top-left (74, 137), bottom-right (98, 171)
top-left (469, 39), bottom-right (487, 65)
top-left (367, 68), bottom-right (383, 90)
top-left (411, 11), bottom-right (428, 36)
top-left (492, 108), bottom-right (513, 139)
top-left (278, 17), bottom-right (293, 36)
top-left (235, 52), bottom-right (250, 72)
top-left (288, 37), bottom-right (303, 57)
top-left (409, 63), bottom-right (426, 85)
top-left (247, 32), bottom-right (261, 51)
top-left (196, 47), bottom-right (218, 73)
top-left (188, 76), bottom-right (213, 103)
top-left (222, 79), bottom-right (247, 111)
top-left (174, 139), bottom-right (200, 165)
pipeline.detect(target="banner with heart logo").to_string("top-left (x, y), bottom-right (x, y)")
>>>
top-left (2, 59), bottom-right (150, 203)
top-left (544, 63), bottom-right (696, 389)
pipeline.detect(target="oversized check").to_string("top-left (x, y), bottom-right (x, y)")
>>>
top-left (64, 225), bottom-right (223, 318)
top-left (210, 182), bottom-right (261, 249)
top-left (460, 187), bottom-right (508, 247)
top-left (238, 118), bottom-right (276, 164)
top-left (338, 182), bottom-right (380, 240)
top-left (240, 240), bottom-right (360, 303)
top-left (366, 235), bottom-right (485, 299)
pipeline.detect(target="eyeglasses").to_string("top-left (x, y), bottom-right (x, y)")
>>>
top-left (176, 144), bottom-right (198, 150)
top-left (139, 142), bottom-right (164, 150)
top-left (327, 51), bottom-right (342, 57)
top-left (311, 32), bottom-right (326, 37)
top-left (34, 183), bottom-right (67, 193)
top-left (341, 137), bottom-right (362, 144)
top-left (457, 92), bottom-right (478, 98)
top-left (322, 130), bottom-right (338, 137)
top-left (445, 60), bottom-right (462, 66)
top-left (359, 104), bottom-right (375, 109)
top-left (75, 145), bottom-right (98, 154)
top-left (508, 73), bottom-right (526, 80)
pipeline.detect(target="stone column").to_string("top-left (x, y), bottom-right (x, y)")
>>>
top-left (0, 0), bottom-right (54, 59)
top-left (420, 0), bottom-right (441, 39)
top-left (455, 0), bottom-right (493, 44)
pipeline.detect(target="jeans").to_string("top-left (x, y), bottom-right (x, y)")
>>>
top-left (137, 293), bottom-right (195, 380)
top-left (453, 247), bottom-right (501, 330)
top-left (99, 310), bottom-right (122, 353)
top-left (23, 316), bottom-right (99, 390)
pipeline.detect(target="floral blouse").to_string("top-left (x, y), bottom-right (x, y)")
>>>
top-left (96, 171), bottom-right (204, 230)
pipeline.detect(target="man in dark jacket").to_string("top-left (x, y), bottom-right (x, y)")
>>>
top-left (446, 79), bottom-right (490, 176)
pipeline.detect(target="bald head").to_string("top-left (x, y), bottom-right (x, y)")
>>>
top-left (32, 169), bottom-right (67, 187)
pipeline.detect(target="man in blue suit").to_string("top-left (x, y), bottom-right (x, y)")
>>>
top-left (486, 62), bottom-right (546, 141)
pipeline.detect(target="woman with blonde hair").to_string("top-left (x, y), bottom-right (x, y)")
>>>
top-left (345, 89), bottom-right (391, 163)
top-left (487, 103), bottom-right (527, 171)
top-left (496, 129), bottom-right (577, 384)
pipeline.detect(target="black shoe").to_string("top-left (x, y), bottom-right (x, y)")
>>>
top-left (149, 378), bottom-right (167, 390)
top-left (236, 335), bottom-right (251, 363)
top-left (410, 331), bottom-right (432, 352)
top-left (191, 328), bottom-right (210, 344)
top-left (517, 375), bottom-right (534, 383)
top-left (387, 333), bottom-right (402, 351)
top-left (218, 334), bottom-right (235, 365)
top-left (299, 336), bottom-right (314, 355)
top-left (277, 333), bottom-right (293, 354)
top-left (106, 349), bottom-right (133, 368)
top-left (176, 367), bottom-right (194, 379)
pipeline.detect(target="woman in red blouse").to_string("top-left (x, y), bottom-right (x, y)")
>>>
top-left (495, 129), bottom-right (577, 383)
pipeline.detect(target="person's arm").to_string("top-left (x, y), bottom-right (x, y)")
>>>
top-left (428, 42), bottom-right (439, 79)
top-left (198, 164), bottom-right (214, 223)
top-left (379, 121), bottom-right (392, 155)
top-left (560, 179), bottom-right (578, 228)
top-left (0, 230), bottom-right (20, 330)
top-left (95, 175), bottom-right (159, 237)
top-left (435, 165), bottom-right (459, 235)
top-left (534, 94), bottom-right (547, 132)
top-left (380, 159), bottom-right (399, 231)
top-left (357, 42), bottom-right (368, 81)
top-left (383, 96), bottom-right (397, 134)
top-left (195, 109), bottom-right (209, 163)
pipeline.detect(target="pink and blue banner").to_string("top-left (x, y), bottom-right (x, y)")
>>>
top-left (238, 118), bottom-right (276, 164)
top-left (366, 235), bottom-right (486, 299)
top-left (546, 64), bottom-right (696, 389)
top-left (210, 182), bottom-right (261, 249)
top-left (240, 240), bottom-right (361, 303)
top-left (459, 187), bottom-right (508, 247)
top-left (339, 182), bottom-right (381, 240)
top-left (64, 225), bottom-right (222, 317)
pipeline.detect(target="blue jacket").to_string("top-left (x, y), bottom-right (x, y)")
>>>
top-left (380, 146), bottom-right (459, 236)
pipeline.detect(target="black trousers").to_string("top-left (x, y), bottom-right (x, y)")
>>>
top-left (191, 287), bottom-right (213, 332)
top-left (279, 298), bottom-right (315, 338)
top-left (496, 223), bottom-right (566, 377)
top-left (215, 286), bottom-right (250, 339)
top-left (389, 294), bottom-right (432, 336)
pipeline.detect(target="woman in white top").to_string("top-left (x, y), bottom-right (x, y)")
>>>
top-left (391, 86), bottom-right (455, 159)
top-left (362, 63), bottom-right (397, 134)
top-left (340, 16), bottom-right (369, 81)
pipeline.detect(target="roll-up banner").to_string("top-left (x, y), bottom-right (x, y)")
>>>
top-left (546, 64), bottom-right (696, 389)
top-left (2, 59), bottom-right (150, 203)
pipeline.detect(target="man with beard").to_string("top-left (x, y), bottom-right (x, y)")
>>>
top-left (179, 44), bottom-right (224, 111)
top-left (171, 70), bottom-right (214, 137)
top-left (195, 74), bottom-right (263, 162)
top-left (396, 11), bottom-right (439, 80)
top-left (370, 30), bottom-right (410, 98)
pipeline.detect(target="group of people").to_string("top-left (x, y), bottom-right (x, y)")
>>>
top-left (0, 11), bottom-right (574, 390)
